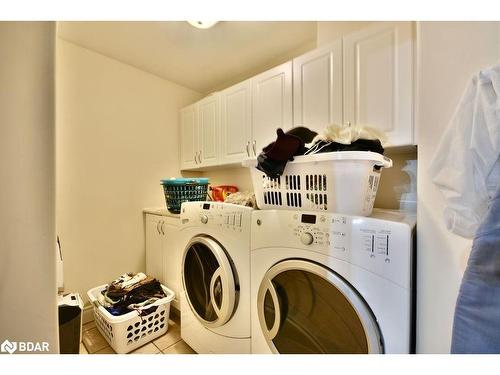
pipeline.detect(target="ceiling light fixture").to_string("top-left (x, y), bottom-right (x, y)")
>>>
top-left (187, 21), bottom-right (219, 29)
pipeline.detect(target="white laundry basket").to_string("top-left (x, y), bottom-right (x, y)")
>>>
top-left (87, 284), bottom-right (175, 354)
top-left (243, 151), bottom-right (392, 216)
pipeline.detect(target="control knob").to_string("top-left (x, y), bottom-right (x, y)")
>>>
top-left (200, 214), bottom-right (209, 224)
top-left (300, 232), bottom-right (314, 245)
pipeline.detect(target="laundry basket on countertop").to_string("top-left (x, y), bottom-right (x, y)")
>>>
top-left (161, 178), bottom-right (209, 214)
top-left (87, 284), bottom-right (175, 354)
top-left (243, 151), bottom-right (392, 216)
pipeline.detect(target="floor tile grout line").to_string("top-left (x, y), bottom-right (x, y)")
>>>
top-left (83, 323), bottom-right (185, 354)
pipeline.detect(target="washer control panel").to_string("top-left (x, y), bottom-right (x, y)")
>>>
top-left (180, 201), bottom-right (252, 234)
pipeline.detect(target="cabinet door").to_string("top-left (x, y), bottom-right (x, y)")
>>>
top-left (252, 62), bottom-right (293, 156)
top-left (343, 22), bottom-right (414, 146)
top-left (180, 104), bottom-right (198, 170)
top-left (220, 80), bottom-right (252, 163)
top-left (293, 39), bottom-right (343, 134)
top-left (198, 94), bottom-right (220, 167)
top-left (145, 215), bottom-right (164, 283)
top-left (162, 218), bottom-right (181, 307)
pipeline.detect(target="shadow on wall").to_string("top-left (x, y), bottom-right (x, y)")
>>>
top-left (374, 148), bottom-right (418, 210)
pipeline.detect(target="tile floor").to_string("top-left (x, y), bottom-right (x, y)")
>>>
top-left (80, 309), bottom-right (196, 354)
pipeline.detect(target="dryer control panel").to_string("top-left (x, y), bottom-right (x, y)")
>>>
top-left (290, 212), bottom-right (351, 261)
top-left (252, 209), bottom-right (415, 289)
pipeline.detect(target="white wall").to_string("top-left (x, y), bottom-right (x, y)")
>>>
top-left (199, 167), bottom-right (254, 193)
top-left (0, 22), bottom-right (58, 352)
top-left (56, 39), bottom-right (201, 303)
top-left (416, 21), bottom-right (500, 353)
top-left (316, 21), bottom-right (374, 46)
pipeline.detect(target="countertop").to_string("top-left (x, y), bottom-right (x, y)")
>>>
top-left (143, 207), bottom-right (180, 218)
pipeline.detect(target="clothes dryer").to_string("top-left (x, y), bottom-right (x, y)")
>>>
top-left (250, 209), bottom-right (416, 353)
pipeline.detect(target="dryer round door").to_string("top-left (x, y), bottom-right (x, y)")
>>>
top-left (257, 259), bottom-right (383, 354)
top-left (182, 236), bottom-right (237, 328)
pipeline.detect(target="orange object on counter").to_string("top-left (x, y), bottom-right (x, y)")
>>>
top-left (210, 185), bottom-right (238, 202)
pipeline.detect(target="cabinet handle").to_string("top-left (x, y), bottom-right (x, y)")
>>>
top-left (198, 150), bottom-right (202, 163)
top-left (156, 221), bottom-right (161, 234)
top-left (347, 121), bottom-right (351, 127)
top-left (246, 141), bottom-right (250, 157)
top-left (252, 140), bottom-right (257, 156)
top-left (194, 152), bottom-right (198, 164)
top-left (161, 221), bottom-right (165, 235)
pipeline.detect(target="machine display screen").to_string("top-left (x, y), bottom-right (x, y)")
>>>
top-left (301, 214), bottom-right (316, 224)
top-left (203, 203), bottom-right (210, 210)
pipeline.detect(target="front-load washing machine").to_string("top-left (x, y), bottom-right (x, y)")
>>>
top-left (251, 208), bottom-right (416, 354)
top-left (179, 201), bottom-right (253, 353)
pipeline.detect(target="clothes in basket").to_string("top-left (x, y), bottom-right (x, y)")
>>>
top-left (256, 125), bottom-right (385, 179)
top-left (97, 272), bottom-right (166, 316)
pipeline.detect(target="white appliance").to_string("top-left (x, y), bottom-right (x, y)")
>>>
top-left (250, 208), bottom-right (416, 354)
top-left (179, 201), bottom-right (253, 353)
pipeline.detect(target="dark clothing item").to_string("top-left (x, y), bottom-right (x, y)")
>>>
top-left (306, 139), bottom-right (385, 156)
top-left (451, 183), bottom-right (500, 353)
top-left (261, 128), bottom-right (305, 161)
top-left (102, 279), bottom-right (165, 316)
top-left (256, 127), bottom-right (318, 179)
top-left (286, 126), bottom-right (318, 144)
top-left (256, 153), bottom-right (287, 179)
top-left (256, 125), bottom-right (384, 178)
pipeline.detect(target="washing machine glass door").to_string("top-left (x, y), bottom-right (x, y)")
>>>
top-left (182, 236), bottom-right (237, 328)
top-left (257, 259), bottom-right (382, 354)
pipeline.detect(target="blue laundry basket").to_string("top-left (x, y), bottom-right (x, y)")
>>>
top-left (160, 178), bottom-right (209, 214)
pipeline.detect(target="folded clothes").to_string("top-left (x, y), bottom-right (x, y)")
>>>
top-left (107, 274), bottom-right (157, 298)
top-left (112, 272), bottom-right (147, 290)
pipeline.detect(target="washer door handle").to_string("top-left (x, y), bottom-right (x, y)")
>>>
top-left (261, 278), bottom-right (281, 341)
top-left (209, 266), bottom-right (224, 318)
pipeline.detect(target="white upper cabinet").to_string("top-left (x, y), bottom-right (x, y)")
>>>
top-left (180, 104), bottom-right (198, 170)
top-left (179, 22), bottom-right (415, 171)
top-left (220, 79), bottom-right (252, 163)
top-left (179, 94), bottom-right (220, 170)
top-left (293, 39), bottom-right (343, 134)
top-left (343, 22), bottom-right (414, 146)
top-left (251, 61), bottom-right (293, 154)
top-left (197, 94), bottom-right (220, 167)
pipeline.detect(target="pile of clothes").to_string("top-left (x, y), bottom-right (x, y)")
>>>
top-left (257, 124), bottom-right (387, 179)
top-left (97, 272), bottom-right (166, 316)
top-left (223, 191), bottom-right (257, 207)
